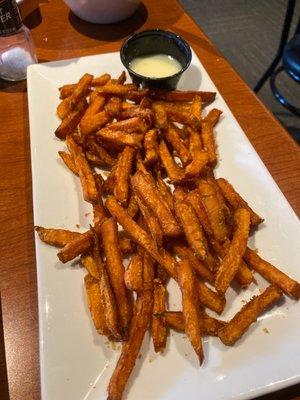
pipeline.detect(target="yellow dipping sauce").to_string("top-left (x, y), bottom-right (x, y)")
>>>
top-left (129, 54), bottom-right (182, 78)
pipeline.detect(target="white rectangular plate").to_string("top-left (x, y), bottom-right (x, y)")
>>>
top-left (27, 50), bottom-right (300, 400)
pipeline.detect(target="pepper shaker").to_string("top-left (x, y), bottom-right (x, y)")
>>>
top-left (0, 0), bottom-right (37, 81)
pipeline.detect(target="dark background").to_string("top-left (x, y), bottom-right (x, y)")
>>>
top-left (180, 0), bottom-right (300, 143)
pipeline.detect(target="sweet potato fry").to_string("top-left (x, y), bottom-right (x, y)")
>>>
top-left (126, 89), bottom-right (149, 102)
top-left (186, 190), bottom-right (214, 237)
top-left (158, 140), bottom-right (185, 183)
top-left (134, 194), bottom-right (163, 246)
top-left (57, 223), bottom-right (102, 263)
top-left (65, 136), bottom-right (98, 203)
top-left (117, 70), bottom-right (126, 84)
top-left (177, 260), bottom-right (204, 364)
top-left (183, 135), bottom-right (190, 149)
top-left (174, 191), bottom-right (218, 272)
top-left (142, 251), bottom-right (156, 290)
top-left (92, 171), bottom-right (104, 191)
top-left (95, 83), bottom-right (137, 96)
top-left (160, 311), bottom-right (184, 331)
top-left (152, 279), bottom-right (167, 353)
top-left (100, 218), bottom-right (132, 336)
top-left (173, 186), bottom-right (185, 202)
top-left (199, 166), bottom-right (215, 179)
top-left (155, 171), bottom-right (174, 211)
top-left (59, 84), bottom-right (76, 99)
top-left (91, 73), bottom-right (111, 87)
top-left (156, 264), bottom-right (169, 285)
top-left (114, 146), bottom-right (136, 204)
top-left (131, 171), bottom-right (181, 237)
top-left (121, 103), bottom-right (136, 113)
top-left (218, 285), bottom-right (283, 345)
top-left (79, 110), bottom-right (111, 136)
top-left (84, 93), bottom-right (106, 117)
top-left (84, 273), bottom-right (108, 335)
top-left (107, 259), bottom-right (154, 400)
top-left (121, 107), bottom-right (153, 124)
top-left (185, 151), bottom-right (208, 178)
top-left (86, 151), bottom-right (108, 167)
top-left (152, 102), bottom-right (168, 129)
top-left (165, 123), bottom-right (191, 165)
top-left (57, 73), bottom-right (93, 119)
top-left (209, 178), bottom-right (231, 219)
top-left (139, 97), bottom-right (153, 109)
top-left (132, 176), bottom-right (169, 241)
top-left (72, 129), bottom-right (85, 146)
top-left (81, 254), bottom-right (99, 279)
top-left (202, 314), bottom-right (227, 336)
top-left (216, 178), bottom-right (263, 226)
top-left (174, 198), bottom-right (208, 259)
top-left (166, 109), bottom-right (201, 131)
top-left (174, 244), bottom-right (214, 284)
top-left (197, 179), bottom-right (229, 242)
top-left (135, 151), bottom-right (148, 174)
top-left (99, 267), bottom-right (123, 341)
top-left (203, 108), bottom-right (222, 126)
top-left (104, 97), bottom-right (123, 118)
top-left (197, 281), bottom-right (225, 314)
top-left (55, 98), bottom-right (88, 139)
top-left (159, 248), bottom-right (177, 279)
top-left (58, 151), bottom-right (78, 175)
top-left (57, 96), bottom-right (71, 120)
top-left (173, 188), bottom-right (218, 272)
top-left (126, 196), bottom-right (139, 219)
top-left (211, 238), bottom-right (253, 287)
top-left (232, 260), bottom-right (254, 286)
top-left (144, 128), bottom-right (159, 167)
top-left (124, 253), bottom-right (143, 291)
top-left (201, 120), bottom-right (217, 166)
top-left (187, 125), bottom-right (203, 151)
top-left (215, 208), bottom-right (250, 295)
top-left (35, 226), bottom-right (81, 247)
top-left (93, 200), bottom-right (107, 225)
top-left (149, 89), bottom-right (216, 103)
top-left (162, 311), bottom-right (226, 336)
top-left (87, 140), bottom-right (116, 167)
top-left (96, 128), bottom-right (144, 148)
top-left (244, 248), bottom-right (300, 299)
top-left (119, 235), bottom-right (136, 255)
top-left (59, 74), bottom-right (110, 98)
top-left (103, 163), bottom-right (118, 195)
top-left (155, 101), bottom-right (190, 115)
top-left (91, 228), bottom-right (122, 341)
top-left (191, 95), bottom-right (202, 119)
top-left (107, 78), bottom-right (118, 85)
top-left (185, 127), bottom-right (208, 178)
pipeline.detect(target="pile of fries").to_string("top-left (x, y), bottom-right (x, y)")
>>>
top-left (36, 71), bottom-right (300, 400)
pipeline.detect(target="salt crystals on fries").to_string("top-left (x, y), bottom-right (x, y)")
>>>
top-left (35, 71), bottom-right (300, 400)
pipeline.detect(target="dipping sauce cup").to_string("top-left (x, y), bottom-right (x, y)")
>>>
top-left (120, 29), bottom-right (192, 89)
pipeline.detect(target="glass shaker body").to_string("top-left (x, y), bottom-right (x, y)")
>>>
top-left (0, 0), bottom-right (37, 81)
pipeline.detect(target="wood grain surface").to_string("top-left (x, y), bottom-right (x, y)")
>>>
top-left (0, 1), bottom-right (299, 399)
top-left (0, 293), bottom-right (10, 400)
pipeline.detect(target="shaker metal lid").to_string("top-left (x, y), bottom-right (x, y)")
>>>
top-left (0, 0), bottom-right (22, 36)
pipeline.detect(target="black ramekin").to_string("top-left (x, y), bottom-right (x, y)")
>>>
top-left (120, 29), bottom-right (192, 90)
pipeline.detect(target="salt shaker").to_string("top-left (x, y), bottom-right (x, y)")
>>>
top-left (0, 0), bottom-right (37, 81)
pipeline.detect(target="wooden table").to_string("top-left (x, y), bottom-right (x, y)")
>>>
top-left (0, 0), bottom-right (299, 399)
